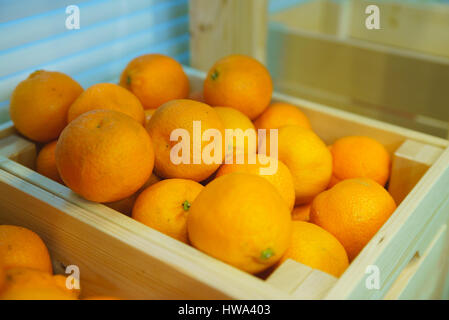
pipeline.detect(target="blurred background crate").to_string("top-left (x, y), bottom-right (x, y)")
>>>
top-left (267, 0), bottom-right (449, 138)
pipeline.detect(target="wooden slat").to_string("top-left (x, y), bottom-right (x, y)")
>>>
top-left (349, 0), bottom-right (449, 59)
top-left (0, 134), bottom-right (36, 170)
top-left (385, 224), bottom-right (449, 300)
top-left (292, 270), bottom-right (337, 300)
top-left (268, 1), bottom-right (449, 138)
top-left (388, 139), bottom-right (444, 205)
top-left (266, 259), bottom-right (337, 300)
top-left (266, 259), bottom-right (313, 294)
top-left (189, 0), bottom-right (268, 71)
top-left (0, 121), bottom-right (16, 139)
top-left (272, 91), bottom-right (449, 152)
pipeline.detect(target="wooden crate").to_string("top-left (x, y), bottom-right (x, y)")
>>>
top-left (0, 68), bottom-right (449, 299)
top-left (268, 0), bottom-right (449, 138)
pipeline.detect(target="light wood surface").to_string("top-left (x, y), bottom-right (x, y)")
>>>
top-left (349, 0), bottom-right (449, 59)
top-left (189, 0), bottom-right (268, 71)
top-left (266, 259), bottom-right (313, 293)
top-left (388, 139), bottom-right (444, 205)
top-left (385, 224), bottom-right (449, 299)
top-left (269, 0), bottom-right (449, 138)
top-left (0, 133), bottom-right (36, 170)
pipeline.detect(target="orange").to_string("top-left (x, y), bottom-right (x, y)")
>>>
top-left (291, 203), bottom-right (311, 221)
top-left (254, 102), bottom-right (312, 131)
top-left (56, 110), bottom-right (154, 203)
top-left (84, 296), bottom-right (121, 300)
top-left (329, 136), bottom-right (391, 187)
top-left (105, 173), bottom-right (161, 216)
top-left (146, 99), bottom-right (225, 182)
top-left (216, 158), bottom-right (295, 211)
top-left (214, 106), bottom-right (257, 161)
top-left (36, 140), bottom-right (63, 184)
top-left (132, 179), bottom-right (204, 243)
top-left (0, 267), bottom-right (77, 300)
top-left (10, 70), bottom-right (83, 142)
top-left (268, 125), bottom-right (332, 205)
top-left (120, 54), bottom-right (189, 109)
top-left (188, 173), bottom-right (292, 274)
top-left (310, 178), bottom-right (397, 260)
top-left (67, 83), bottom-right (145, 124)
top-left (279, 221), bottom-right (349, 277)
top-left (204, 54), bottom-right (272, 120)
top-left (144, 108), bottom-right (156, 126)
top-left (0, 225), bottom-right (52, 273)
top-left (0, 258), bottom-right (5, 292)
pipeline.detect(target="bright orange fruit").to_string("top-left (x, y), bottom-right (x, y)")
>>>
top-left (0, 268), bottom-right (78, 300)
top-left (254, 102), bottom-right (312, 131)
top-left (291, 203), bottom-right (311, 221)
top-left (56, 110), bottom-right (154, 203)
top-left (188, 173), bottom-right (292, 274)
top-left (120, 54), bottom-right (189, 109)
top-left (146, 99), bottom-right (225, 182)
top-left (0, 225), bottom-right (52, 273)
top-left (310, 178), bottom-right (397, 260)
top-left (67, 83), bottom-right (145, 124)
top-left (36, 140), bottom-right (63, 184)
top-left (216, 157), bottom-right (295, 211)
top-left (279, 221), bottom-right (349, 277)
top-left (329, 136), bottom-right (391, 187)
top-left (267, 125), bottom-right (332, 205)
top-left (132, 179), bottom-right (204, 243)
top-left (10, 70), bottom-right (83, 142)
top-left (204, 54), bottom-right (272, 120)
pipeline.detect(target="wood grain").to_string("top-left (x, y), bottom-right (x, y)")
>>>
top-left (189, 0), bottom-right (268, 71)
top-left (269, 0), bottom-right (449, 138)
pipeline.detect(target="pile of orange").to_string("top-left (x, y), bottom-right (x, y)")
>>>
top-left (8, 52), bottom-right (398, 294)
top-left (0, 225), bottom-right (119, 300)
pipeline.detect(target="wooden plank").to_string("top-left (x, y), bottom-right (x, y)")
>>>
top-left (325, 151), bottom-right (449, 299)
top-left (388, 139), bottom-right (444, 205)
top-left (292, 270), bottom-right (337, 300)
top-left (0, 133), bottom-right (36, 169)
top-left (266, 259), bottom-right (312, 294)
top-left (268, 7), bottom-right (449, 138)
top-left (385, 224), bottom-right (449, 300)
top-left (349, 0), bottom-right (449, 58)
top-left (270, 0), bottom-right (339, 35)
top-left (272, 91), bottom-right (449, 152)
top-left (189, 0), bottom-right (268, 71)
top-left (0, 121), bottom-right (15, 139)
top-left (266, 259), bottom-right (337, 299)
